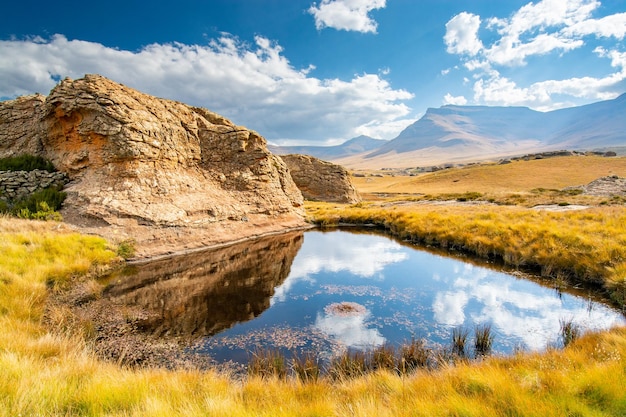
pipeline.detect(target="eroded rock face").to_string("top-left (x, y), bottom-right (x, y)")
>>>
top-left (280, 154), bottom-right (361, 204)
top-left (0, 74), bottom-right (306, 256)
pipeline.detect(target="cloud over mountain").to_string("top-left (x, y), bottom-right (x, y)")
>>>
top-left (443, 0), bottom-right (626, 110)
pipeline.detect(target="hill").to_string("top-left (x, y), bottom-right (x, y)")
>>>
top-left (335, 94), bottom-right (626, 169)
top-left (269, 135), bottom-right (385, 160)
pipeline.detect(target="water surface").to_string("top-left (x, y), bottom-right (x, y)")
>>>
top-left (105, 229), bottom-right (625, 365)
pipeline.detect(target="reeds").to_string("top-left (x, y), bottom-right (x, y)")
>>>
top-left (474, 324), bottom-right (494, 357)
top-left (560, 319), bottom-right (581, 348)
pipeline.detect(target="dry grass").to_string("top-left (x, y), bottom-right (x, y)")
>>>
top-left (353, 155), bottom-right (626, 198)
top-left (306, 202), bottom-right (626, 304)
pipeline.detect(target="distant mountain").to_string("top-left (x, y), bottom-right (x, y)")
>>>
top-left (270, 135), bottom-right (386, 160)
top-left (366, 93), bottom-right (626, 161)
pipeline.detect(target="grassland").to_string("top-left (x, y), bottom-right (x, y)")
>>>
top-left (354, 155), bottom-right (626, 200)
top-left (2, 155), bottom-right (626, 416)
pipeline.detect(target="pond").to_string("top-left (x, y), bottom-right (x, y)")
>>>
top-left (104, 229), bottom-right (625, 366)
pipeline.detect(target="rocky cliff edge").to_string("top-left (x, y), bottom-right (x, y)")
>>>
top-left (0, 74), bottom-right (307, 258)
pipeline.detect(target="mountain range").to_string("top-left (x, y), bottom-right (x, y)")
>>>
top-left (281, 94), bottom-right (626, 169)
top-left (269, 135), bottom-right (385, 160)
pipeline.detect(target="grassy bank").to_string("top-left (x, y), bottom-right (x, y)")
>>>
top-left (306, 202), bottom-right (626, 307)
top-left (2, 214), bottom-right (626, 416)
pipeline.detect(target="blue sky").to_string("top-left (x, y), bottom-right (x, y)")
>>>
top-left (1, 0), bottom-right (625, 145)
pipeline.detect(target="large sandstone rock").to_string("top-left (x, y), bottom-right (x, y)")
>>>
top-left (280, 154), bottom-right (361, 203)
top-left (0, 74), bottom-right (306, 257)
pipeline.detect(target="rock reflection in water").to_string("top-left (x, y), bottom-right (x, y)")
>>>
top-left (103, 231), bottom-right (303, 338)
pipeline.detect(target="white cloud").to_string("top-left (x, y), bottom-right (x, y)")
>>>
top-left (564, 12), bottom-right (626, 39)
top-left (0, 34), bottom-right (412, 143)
top-left (444, 0), bottom-right (626, 110)
top-left (444, 12), bottom-right (483, 56)
top-left (443, 93), bottom-right (468, 105)
top-left (309, 0), bottom-right (386, 33)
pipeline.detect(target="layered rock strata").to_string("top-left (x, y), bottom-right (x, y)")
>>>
top-left (0, 74), bottom-right (307, 257)
top-left (280, 154), bottom-right (361, 203)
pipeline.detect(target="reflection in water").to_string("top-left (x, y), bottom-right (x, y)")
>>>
top-left (103, 231), bottom-right (303, 338)
top-left (314, 308), bottom-right (385, 350)
top-left (106, 229), bottom-right (626, 365)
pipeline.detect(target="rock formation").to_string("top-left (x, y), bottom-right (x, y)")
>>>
top-left (566, 175), bottom-right (626, 197)
top-left (0, 74), bottom-right (307, 257)
top-left (280, 154), bottom-right (361, 204)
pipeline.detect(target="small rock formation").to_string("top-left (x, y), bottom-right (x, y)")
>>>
top-left (0, 74), bottom-right (306, 257)
top-left (280, 154), bottom-right (361, 204)
top-left (571, 175), bottom-right (626, 196)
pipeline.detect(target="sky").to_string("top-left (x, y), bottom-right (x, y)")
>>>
top-left (1, 0), bottom-right (625, 146)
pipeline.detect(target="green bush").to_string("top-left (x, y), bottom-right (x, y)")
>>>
top-left (1, 186), bottom-right (66, 221)
top-left (0, 154), bottom-right (56, 172)
top-left (11, 186), bottom-right (67, 213)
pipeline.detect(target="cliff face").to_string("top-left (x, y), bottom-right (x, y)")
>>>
top-left (280, 154), bottom-right (361, 204)
top-left (0, 75), bottom-right (306, 256)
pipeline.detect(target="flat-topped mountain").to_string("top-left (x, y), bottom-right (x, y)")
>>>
top-left (336, 94), bottom-right (626, 169)
top-left (0, 74), bottom-right (306, 257)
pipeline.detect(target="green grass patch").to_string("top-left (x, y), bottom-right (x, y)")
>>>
top-left (0, 154), bottom-right (56, 172)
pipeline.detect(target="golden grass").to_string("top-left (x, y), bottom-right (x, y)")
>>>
top-left (306, 202), bottom-right (626, 303)
top-left (2, 211), bottom-right (626, 416)
top-left (353, 155), bottom-right (626, 197)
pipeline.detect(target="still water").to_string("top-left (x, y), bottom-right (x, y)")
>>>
top-left (105, 230), bottom-right (625, 365)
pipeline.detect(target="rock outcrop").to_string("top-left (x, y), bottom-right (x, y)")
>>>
top-left (280, 154), bottom-right (361, 203)
top-left (0, 74), bottom-right (307, 257)
top-left (566, 175), bottom-right (626, 197)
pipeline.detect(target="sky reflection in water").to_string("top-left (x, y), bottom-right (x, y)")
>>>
top-left (197, 230), bottom-right (625, 362)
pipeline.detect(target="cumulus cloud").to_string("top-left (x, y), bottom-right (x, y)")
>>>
top-left (444, 0), bottom-right (626, 109)
top-left (443, 93), bottom-right (468, 105)
top-left (0, 34), bottom-right (412, 143)
top-left (444, 12), bottom-right (483, 55)
top-left (309, 0), bottom-right (386, 33)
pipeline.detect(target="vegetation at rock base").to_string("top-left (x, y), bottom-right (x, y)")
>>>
top-left (0, 154), bottom-right (56, 172)
top-left (0, 186), bottom-right (66, 220)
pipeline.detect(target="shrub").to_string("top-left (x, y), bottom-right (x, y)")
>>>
top-left (117, 239), bottom-right (137, 259)
top-left (10, 186), bottom-right (67, 213)
top-left (0, 154), bottom-right (56, 172)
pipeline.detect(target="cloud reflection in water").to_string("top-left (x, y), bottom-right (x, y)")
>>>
top-left (273, 231), bottom-right (407, 303)
top-left (314, 307), bottom-right (385, 351)
top-left (432, 263), bottom-right (625, 350)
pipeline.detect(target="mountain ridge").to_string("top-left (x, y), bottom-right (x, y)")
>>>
top-left (336, 94), bottom-right (626, 169)
top-left (269, 135), bottom-right (385, 160)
